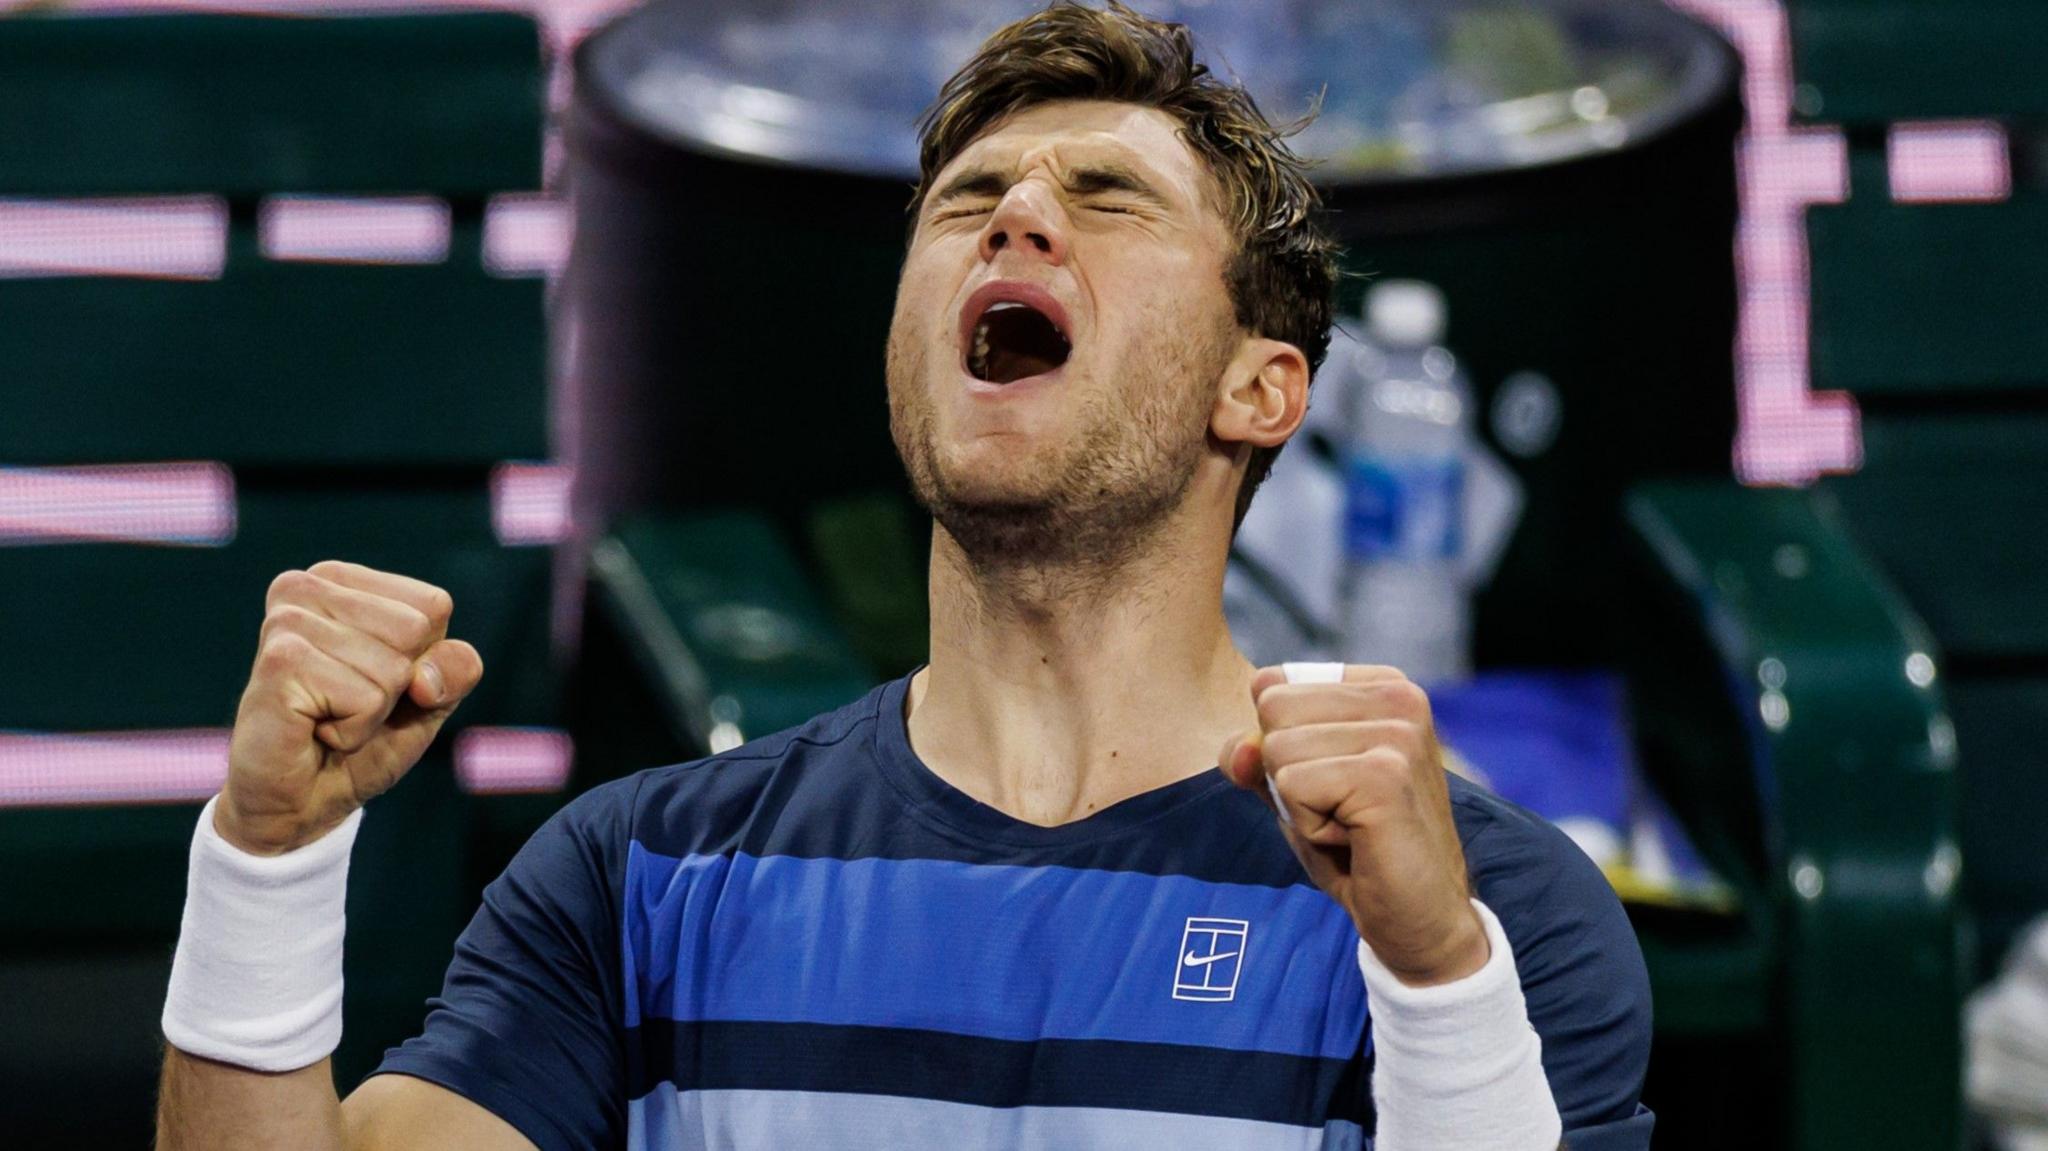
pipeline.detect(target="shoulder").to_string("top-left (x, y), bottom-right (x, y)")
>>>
top-left (1446, 772), bottom-right (1646, 992)
top-left (1446, 774), bottom-right (1654, 1132)
top-left (560, 678), bottom-right (896, 860)
top-left (1447, 773), bottom-right (1632, 957)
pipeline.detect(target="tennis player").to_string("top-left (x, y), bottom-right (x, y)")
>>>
top-left (157, 4), bottom-right (1653, 1148)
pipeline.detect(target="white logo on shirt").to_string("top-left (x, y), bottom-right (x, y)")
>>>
top-left (1173, 917), bottom-right (1249, 1002)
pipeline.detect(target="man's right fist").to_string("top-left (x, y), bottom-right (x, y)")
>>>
top-left (217, 560), bottom-right (484, 855)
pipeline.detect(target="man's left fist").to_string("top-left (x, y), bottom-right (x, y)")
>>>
top-left (1218, 664), bottom-right (1490, 987)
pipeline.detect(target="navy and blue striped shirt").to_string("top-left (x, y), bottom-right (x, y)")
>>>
top-left (377, 674), bottom-right (1654, 1149)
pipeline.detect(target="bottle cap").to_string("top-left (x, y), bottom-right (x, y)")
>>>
top-left (1366, 280), bottom-right (1447, 348)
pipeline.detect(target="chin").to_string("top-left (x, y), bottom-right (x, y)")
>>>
top-left (928, 445), bottom-right (1068, 509)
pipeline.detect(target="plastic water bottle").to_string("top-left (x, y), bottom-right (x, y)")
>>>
top-left (1335, 280), bottom-right (1473, 685)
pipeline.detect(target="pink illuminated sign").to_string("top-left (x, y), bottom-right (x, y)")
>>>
top-left (454, 727), bottom-right (576, 794)
top-left (0, 463), bottom-right (236, 546)
top-left (260, 196), bottom-right (452, 263)
top-left (0, 726), bottom-right (574, 808)
top-left (1889, 121), bottom-right (2012, 204)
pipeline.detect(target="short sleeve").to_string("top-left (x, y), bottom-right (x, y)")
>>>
top-left (1455, 788), bottom-right (1657, 1149)
top-left (370, 777), bottom-right (640, 1151)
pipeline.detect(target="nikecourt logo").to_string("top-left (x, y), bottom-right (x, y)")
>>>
top-left (1172, 917), bottom-right (1249, 1002)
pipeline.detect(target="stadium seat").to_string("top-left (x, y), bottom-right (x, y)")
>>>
top-left (0, 11), bottom-right (553, 1141)
top-left (1822, 413), bottom-right (2048, 973)
top-left (1785, 0), bottom-right (2048, 122)
top-left (1744, 4), bottom-right (2048, 1144)
top-left (575, 510), bottom-right (878, 784)
top-left (1808, 200), bottom-right (2048, 396)
top-left (1622, 483), bottom-right (1963, 1150)
top-left (0, 487), bottom-right (551, 737)
top-left (1789, 0), bottom-right (2048, 996)
top-left (0, 234), bottom-right (546, 466)
top-left (0, 14), bottom-right (542, 196)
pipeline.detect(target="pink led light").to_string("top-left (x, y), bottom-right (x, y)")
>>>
top-left (0, 725), bottom-right (576, 806)
top-left (484, 194), bottom-right (571, 277)
top-left (260, 196), bottom-right (451, 263)
top-left (0, 197), bottom-right (226, 280)
top-left (454, 727), bottom-right (574, 794)
top-left (1732, 387), bottom-right (1861, 481)
top-left (1738, 129), bottom-right (1848, 207)
top-left (1666, 0), bottom-right (1864, 485)
top-left (1735, 281), bottom-right (1810, 368)
top-left (1734, 210), bottom-right (1807, 284)
top-left (491, 462), bottom-right (573, 545)
top-left (0, 462), bottom-right (236, 546)
top-left (1889, 121), bottom-right (2012, 204)
top-left (0, 728), bottom-right (229, 808)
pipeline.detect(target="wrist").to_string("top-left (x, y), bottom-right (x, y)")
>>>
top-left (1361, 901), bottom-right (1492, 988)
top-left (213, 786), bottom-right (350, 857)
top-left (211, 797), bottom-right (289, 857)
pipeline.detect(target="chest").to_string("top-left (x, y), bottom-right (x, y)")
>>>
top-left (623, 847), bottom-right (1370, 1060)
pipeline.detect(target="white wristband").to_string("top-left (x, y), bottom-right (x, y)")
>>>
top-left (162, 794), bottom-right (361, 1072)
top-left (1359, 898), bottom-right (1563, 1151)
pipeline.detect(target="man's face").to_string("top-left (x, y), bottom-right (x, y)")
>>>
top-left (886, 99), bottom-right (1242, 563)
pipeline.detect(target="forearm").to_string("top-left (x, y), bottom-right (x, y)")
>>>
top-left (157, 1048), bottom-right (346, 1151)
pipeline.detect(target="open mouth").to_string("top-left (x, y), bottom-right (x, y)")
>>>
top-left (967, 300), bottom-right (1072, 385)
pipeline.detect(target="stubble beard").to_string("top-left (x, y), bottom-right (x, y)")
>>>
top-left (886, 324), bottom-right (1227, 596)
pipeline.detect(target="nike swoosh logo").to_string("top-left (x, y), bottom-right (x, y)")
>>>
top-left (1182, 950), bottom-right (1240, 968)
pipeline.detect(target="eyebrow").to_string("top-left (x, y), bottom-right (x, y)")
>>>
top-left (926, 161), bottom-right (1172, 211)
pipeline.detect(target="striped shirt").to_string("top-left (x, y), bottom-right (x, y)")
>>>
top-left (377, 674), bottom-right (1655, 1149)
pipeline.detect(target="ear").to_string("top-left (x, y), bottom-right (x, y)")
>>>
top-left (1211, 336), bottom-right (1311, 454)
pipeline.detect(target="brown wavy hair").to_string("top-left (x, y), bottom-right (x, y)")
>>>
top-left (912, 1), bottom-right (1339, 529)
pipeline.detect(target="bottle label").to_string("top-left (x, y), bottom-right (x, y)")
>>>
top-left (1343, 454), bottom-right (1463, 561)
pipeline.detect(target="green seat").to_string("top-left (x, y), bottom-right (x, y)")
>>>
top-left (0, 752), bottom-right (471, 1140)
top-left (577, 509), bottom-right (876, 780)
top-left (0, 14), bottom-right (542, 195)
top-left (1825, 415), bottom-right (2048, 659)
top-left (1947, 681), bottom-right (2048, 961)
top-left (0, 13), bottom-right (552, 1139)
top-left (1787, 0), bottom-right (2048, 1004)
top-left (1822, 414), bottom-right (2048, 976)
top-left (1786, 0), bottom-right (2048, 123)
top-left (0, 234), bottom-right (545, 467)
top-left (0, 486), bottom-right (553, 738)
top-left (1624, 482), bottom-right (1962, 1150)
top-left (1808, 198), bottom-right (2048, 397)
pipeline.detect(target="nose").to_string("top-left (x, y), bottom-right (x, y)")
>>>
top-left (978, 181), bottom-right (1069, 266)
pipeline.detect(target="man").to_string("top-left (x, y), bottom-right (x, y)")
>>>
top-left (156, 4), bottom-right (1652, 1148)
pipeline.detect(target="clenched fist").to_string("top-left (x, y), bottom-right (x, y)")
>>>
top-left (1219, 664), bottom-right (1489, 987)
top-left (217, 560), bottom-right (484, 856)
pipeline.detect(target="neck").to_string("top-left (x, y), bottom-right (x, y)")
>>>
top-left (905, 504), bottom-right (1257, 827)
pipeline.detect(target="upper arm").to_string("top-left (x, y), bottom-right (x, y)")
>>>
top-left (1458, 795), bottom-right (1656, 1147)
top-left (366, 781), bottom-right (638, 1151)
top-left (342, 1072), bottom-right (538, 1151)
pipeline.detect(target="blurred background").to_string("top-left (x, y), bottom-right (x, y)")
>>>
top-left (0, 0), bottom-right (2042, 1146)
